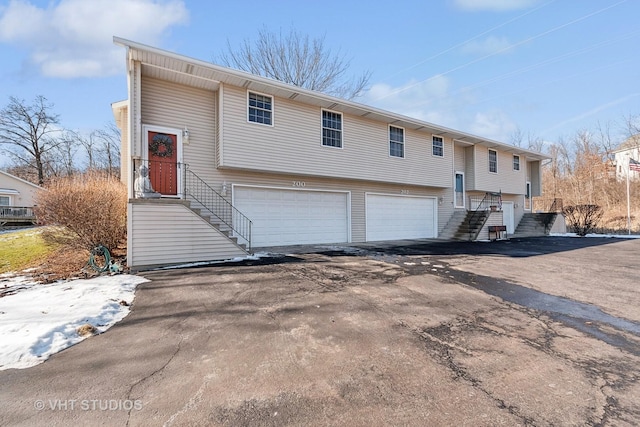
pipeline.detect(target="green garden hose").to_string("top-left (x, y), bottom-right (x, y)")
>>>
top-left (89, 245), bottom-right (111, 273)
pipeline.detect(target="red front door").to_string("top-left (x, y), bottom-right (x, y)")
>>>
top-left (147, 131), bottom-right (178, 196)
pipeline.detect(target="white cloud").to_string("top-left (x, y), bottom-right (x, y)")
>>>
top-left (0, 0), bottom-right (189, 78)
top-left (469, 110), bottom-right (518, 141)
top-left (460, 36), bottom-right (514, 56)
top-left (363, 77), bottom-right (517, 142)
top-left (366, 75), bottom-right (452, 116)
top-left (453, 0), bottom-right (540, 12)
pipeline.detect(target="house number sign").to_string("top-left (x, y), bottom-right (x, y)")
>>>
top-left (292, 181), bottom-right (306, 187)
top-left (401, 189), bottom-right (409, 194)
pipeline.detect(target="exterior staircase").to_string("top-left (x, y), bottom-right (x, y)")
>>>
top-left (187, 203), bottom-right (247, 251)
top-left (512, 213), bottom-right (557, 237)
top-left (450, 210), bottom-right (490, 241)
top-left (439, 210), bottom-right (468, 240)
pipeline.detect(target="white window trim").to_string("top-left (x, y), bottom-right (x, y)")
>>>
top-left (432, 135), bottom-right (444, 158)
top-left (524, 181), bottom-right (532, 211)
top-left (247, 90), bottom-right (274, 127)
top-left (321, 109), bottom-right (343, 149)
top-left (454, 171), bottom-right (465, 209)
top-left (389, 125), bottom-right (405, 159)
top-left (141, 124), bottom-right (184, 199)
top-left (513, 154), bottom-right (521, 171)
top-left (0, 194), bottom-right (13, 206)
top-left (489, 149), bottom-right (498, 174)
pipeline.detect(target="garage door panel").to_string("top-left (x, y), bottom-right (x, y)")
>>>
top-left (234, 187), bottom-right (349, 247)
top-left (366, 194), bottom-right (436, 241)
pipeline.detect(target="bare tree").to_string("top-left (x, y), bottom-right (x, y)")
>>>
top-left (93, 122), bottom-right (121, 177)
top-left (45, 130), bottom-right (79, 178)
top-left (510, 126), bottom-right (545, 151)
top-left (0, 96), bottom-right (62, 185)
top-left (220, 28), bottom-right (371, 100)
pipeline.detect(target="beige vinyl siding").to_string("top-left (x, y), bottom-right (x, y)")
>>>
top-left (141, 76), bottom-right (218, 184)
top-left (472, 145), bottom-right (525, 194)
top-left (207, 169), bottom-right (449, 242)
top-left (454, 143), bottom-right (466, 172)
top-left (138, 76), bottom-right (457, 243)
top-left (465, 146), bottom-right (475, 191)
top-left (131, 61), bottom-right (142, 158)
top-left (0, 173), bottom-right (40, 206)
top-left (500, 193), bottom-right (524, 229)
top-left (128, 200), bottom-right (246, 268)
top-left (220, 85), bottom-right (452, 188)
top-left (529, 160), bottom-right (541, 196)
top-left (477, 211), bottom-right (504, 241)
top-left (118, 106), bottom-right (129, 185)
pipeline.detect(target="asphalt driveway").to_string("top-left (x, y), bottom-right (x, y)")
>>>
top-left (1, 237), bottom-right (639, 426)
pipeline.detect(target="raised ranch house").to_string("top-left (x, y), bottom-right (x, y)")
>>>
top-left (0, 170), bottom-right (40, 227)
top-left (113, 37), bottom-right (561, 270)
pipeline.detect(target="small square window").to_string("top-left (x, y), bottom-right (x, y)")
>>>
top-left (489, 149), bottom-right (498, 173)
top-left (0, 196), bottom-right (9, 206)
top-left (513, 155), bottom-right (520, 171)
top-left (432, 136), bottom-right (444, 157)
top-left (389, 126), bottom-right (404, 158)
top-left (322, 110), bottom-right (342, 148)
top-left (248, 92), bottom-right (272, 125)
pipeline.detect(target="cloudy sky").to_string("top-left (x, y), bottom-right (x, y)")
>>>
top-left (0, 0), bottom-right (638, 149)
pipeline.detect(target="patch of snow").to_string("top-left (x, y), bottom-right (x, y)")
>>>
top-left (403, 262), bottom-right (416, 266)
top-left (550, 232), bottom-right (640, 239)
top-left (0, 274), bottom-right (148, 370)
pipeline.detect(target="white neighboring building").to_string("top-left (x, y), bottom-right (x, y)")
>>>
top-left (0, 170), bottom-right (41, 208)
top-left (614, 135), bottom-right (640, 181)
top-left (0, 170), bottom-right (42, 226)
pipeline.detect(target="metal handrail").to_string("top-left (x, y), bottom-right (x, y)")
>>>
top-left (467, 192), bottom-right (501, 240)
top-left (0, 206), bottom-right (36, 219)
top-left (182, 164), bottom-right (252, 251)
top-left (131, 159), bottom-right (252, 251)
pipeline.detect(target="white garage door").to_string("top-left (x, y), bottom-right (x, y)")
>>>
top-left (366, 194), bottom-right (436, 241)
top-left (234, 186), bottom-right (349, 247)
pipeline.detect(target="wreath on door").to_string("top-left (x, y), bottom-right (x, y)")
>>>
top-left (149, 134), bottom-right (174, 158)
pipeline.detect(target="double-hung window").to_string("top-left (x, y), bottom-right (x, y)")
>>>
top-left (432, 136), bottom-right (444, 157)
top-left (389, 126), bottom-right (404, 158)
top-left (248, 92), bottom-right (272, 125)
top-left (513, 155), bottom-right (520, 171)
top-left (489, 149), bottom-right (498, 173)
top-left (322, 110), bottom-right (342, 148)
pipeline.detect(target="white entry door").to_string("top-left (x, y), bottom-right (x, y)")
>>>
top-left (366, 194), bottom-right (437, 241)
top-left (502, 201), bottom-right (514, 234)
top-left (233, 186), bottom-right (349, 247)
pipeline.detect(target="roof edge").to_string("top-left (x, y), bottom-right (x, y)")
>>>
top-left (112, 36), bottom-right (550, 160)
top-left (0, 170), bottom-right (44, 190)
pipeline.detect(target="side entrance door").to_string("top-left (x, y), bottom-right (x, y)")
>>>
top-left (144, 126), bottom-right (181, 196)
top-left (455, 172), bottom-right (465, 208)
top-left (502, 201), bottom-right (515, 234)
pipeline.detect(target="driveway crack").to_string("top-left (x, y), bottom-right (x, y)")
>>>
top-left (125, 335), bottom-right (184, 426)
top-left (399, 320), bottom-right (538, 426)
